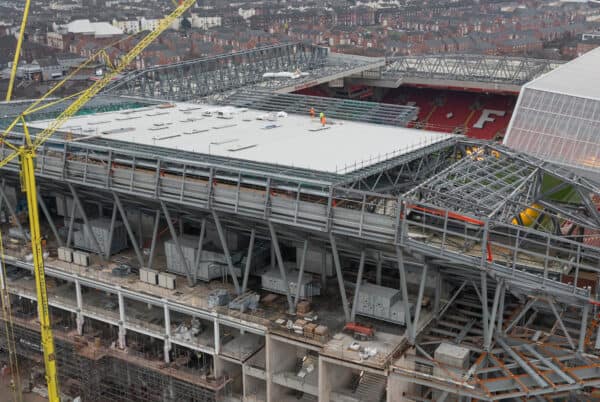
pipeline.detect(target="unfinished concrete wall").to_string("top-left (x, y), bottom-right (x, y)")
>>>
top-left (319, 358), bottom-right (355, 402)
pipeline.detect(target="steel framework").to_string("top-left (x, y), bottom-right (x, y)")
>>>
top-left (1, 97), bottom-right (600, 400)
top-left (0, 132), bottom-right (598, 308)
top-left (104, 43), bottom-right (329, 100)
top-left (219, 90), bottom-right (418, 128)
top-left (384, 54), bottom-right (564, 86)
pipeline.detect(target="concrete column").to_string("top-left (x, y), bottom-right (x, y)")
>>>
top-left (265, 334), bottom-right (273, 402)
top-left (214, 319), bottom-right (220, 355)
top-left (117, 290), bottom-right (126, 349)
top-left (75, 280), bottom-right (84, 335)
top-left (318, 357), bottom-right (331, 402)
top-left (163, 301), bottom-right (171, 363)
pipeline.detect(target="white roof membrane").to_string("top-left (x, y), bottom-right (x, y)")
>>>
top-left (29, 103), bottom-right (452, 174)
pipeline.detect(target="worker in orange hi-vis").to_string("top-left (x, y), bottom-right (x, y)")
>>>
top-left (310, 107), bottom-right (315, 118)
top-left (320, 112), bottom-right (326, 126)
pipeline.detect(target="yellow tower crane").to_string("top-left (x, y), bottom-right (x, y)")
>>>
top-left (1, 1), bottom-right (197, 400)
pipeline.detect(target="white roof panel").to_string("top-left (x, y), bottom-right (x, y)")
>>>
top-left (525, 46), bottom-right (600, 101)
top-left (28, 103), bottom-right (453, 174)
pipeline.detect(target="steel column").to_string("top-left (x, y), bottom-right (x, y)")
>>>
top-left (148, 209), bottom-right (161, 269)
top-left (161, 201), bottom-right (194, 286)
top-left (485, 280), bottom-right (503, 350)
top-left (241, 228), bottom-right (255, 294)
top-left (192, 218), bottom-right (207, 285)
top-left (36, 190), bottom-right (63, 247)
top-left (294, 239), bottom-right (308, 307)
top-left (330, 233), bottom-right (351, 321)
top-left (350, 250), bottom-right (366, 322)
top-left (579, 303), bottom-right (590, 352)
top-left (68, 183), bottom-right (104, 259)
top-left (113, 192), bottom-right (144, 268)
top-left (66, 201), bottom-right (76, 248)
top-left (212, 210), bottom-right (241, 294)
top-left (105, 201), bottom-right (117, 259)
top-left (411, 263), bottom-right (429, 342)
top-left (480, 271), bottom-right (489, 350)
top-left (269, 221), bottom-right (294, 313)
top-left (397, 247), bottom-right (413, 341)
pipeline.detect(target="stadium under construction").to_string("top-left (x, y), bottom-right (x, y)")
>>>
top-left (0, 43), bottom-right (600, 402)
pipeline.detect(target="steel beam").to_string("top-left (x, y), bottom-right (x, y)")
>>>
top-left (36, 190), bottom-right (63, 247)
top-left (241, 228), bottom-right (255, 294)
top-left (192, 218), bottom-right (207, 285)
top-left (66, 200), bottom-right (76, 248)
top-left (579, 302), bottom-right (590, 352)
top-left (68, 183), bottom-right (104, 259)
top-left (438, 281), bottom-right (468, 320)
top-left (113, 192), bottom-right (144, 268)
top-left (350, 250), bottom-right (366, 322)
top-left (397, 247), bottom-right (414, 340)
top-left (105, 201), bottom-right (117, 259)
top-left (411, 263), bottom-right (428, 341)
top-left (212, 211), bottom-right (241, 294)
top-left (548, 300), bottom-right (576, 350)
top-left (521, 344), bottom-right (575, 385)
top-left (485, 280), bottom-right (503, 350)
top-left (330, 233), bottom-right (351, 321)
top-left (504, 298), bottom-right (536, 334)
top-left (496, 337), bottom-right (548, 388)
top-left (269, 222), bottom-right (294, 313)
top-left (147, 209), bottom-right (161, 269)
top-left (294, 239), bottom-right (308, 307)
top-left (481, 272), bottom-right (490, 346)
top-left (161, 201), bottom-right (194, 286)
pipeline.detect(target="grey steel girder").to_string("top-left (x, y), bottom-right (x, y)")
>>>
top-left (104, 43), bottom-right (328, 101)
top-left (385, 54), bottom-right (564, 86)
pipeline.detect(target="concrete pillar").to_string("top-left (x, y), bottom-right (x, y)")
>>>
top-left (117, 290), bottom-right (126, 349)
top-left (265, 334), bottom-right (273, 402)
top-left (214, 319), bottom-right (220, 355)
top-left (318, 357), bottom-right (331, 402)
top-left (163, 301), bottom-right (171, 364)
top-left (75, 280), bottom-right (84, 336)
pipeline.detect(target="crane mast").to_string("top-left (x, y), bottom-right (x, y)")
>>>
top-left (1, 1), bottom-right (198, 400)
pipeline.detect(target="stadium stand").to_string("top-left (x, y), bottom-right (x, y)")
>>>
top-left (383, 87), bottom-right (516, 141)
top-left (296, 84), bottom-right (517, 141)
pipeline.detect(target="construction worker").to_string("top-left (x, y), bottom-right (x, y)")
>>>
top-left (310, 107), bottom-right (315, 119)
top-left (320, 112), bottom-right (326, 126)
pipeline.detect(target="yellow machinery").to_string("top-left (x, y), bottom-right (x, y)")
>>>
top-left (512, 203), bottom-right (543, 226)
top-left (1, 1), bottom-right (197, 400)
